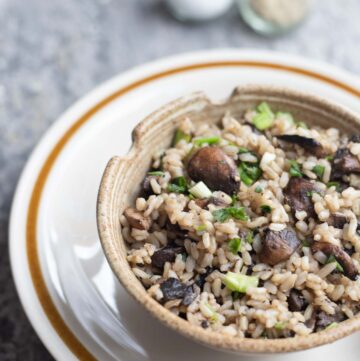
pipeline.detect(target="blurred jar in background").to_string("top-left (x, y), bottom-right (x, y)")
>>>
top-left (237, 0), bottom-right (312, 36)
top-left (164, 0), bottom-right (233, 22)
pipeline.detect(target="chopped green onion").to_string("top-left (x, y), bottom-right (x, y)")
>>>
top-left (223, 272), bottom-right (259, 293)
top-left (255, 186), bottom-right (263, 193)
top-left (326, 255), bottom-right (344, 273)
top-left (238, 147), bottom-right (249, 154)
top-left (196, 224), bottom-right (206, 232)
top-left (189, 181), bottom-right (212, 199)
top-left (193, 136), bottom-right (220, 147)
top-left (302, 239), bottom-right (311, 247)
top-left (168, 176), bottom-right (188, 193)
top-left (325, 155), bottom-right (334, 161)
top-left (238, 162), bottom-right (262, 186)
top-left (325, 322), bottom-right (338, 330)
top-left (274, 322), bottom-right (285, 330)
top-left (306, 191), bottom-right (313, 197)
top-left (245, 230), bottom-right (254, 244)
top-left (327, 181), bottom-right (340, 192)
top-left (231, 194), bottom-right (239, 205)
top-left (147, 171), bottom-right (165, 176)
top-left (276, 112), bottom-right (294, 124)
top-left (212, 207), bottom-right (249, 223)
top-left (173, 128), bottom-right (191, 145)
top-left (296, 121), bottom-right (308, 129)
top-left (312, 165), bottom-right (325, 179)
top-left (260, 205), bottom-right (272, 214)
top-left (203, 302), bottom-right (218, 322)
top-left (252, 102), bottom-right (275, 130)
top-left (228, 238), bottom-right (242, 254)
top-left (289, 160), bottom-right (303, 177)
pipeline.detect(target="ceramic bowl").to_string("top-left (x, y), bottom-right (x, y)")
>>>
top-left (97, 85), bottom-right (360, 353)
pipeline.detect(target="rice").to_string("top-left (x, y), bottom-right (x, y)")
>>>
top-left (121, 102), bottom-right (360, 339)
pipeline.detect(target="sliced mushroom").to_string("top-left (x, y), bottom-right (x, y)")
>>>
top-left (288, 289), bottom-right (308, 312)
top-left (151, 245), bottom-right (184, 269)
top-left (311, 242), bottom-right (358, 280)
top-left (124, 208), bottom-right (151, 230)
top-left (350, 135), bottom-right (360, 143)
top-left (331, 148), bottom-right (360, 179)
top-left (258, 228), bottom-right (300, 266)
top-left (194, 267), bottom-right (214, 290)
top-left (187, 146), bottom-right (240, 194)
top-left (329, 213), bottom-right (348, 229)
top-left (315, 309), bottom-right (346, 331)
top-left (277, 134), bottom-right (325, 157)
top-left (160, 278), bottom-right (196, 305)
top-left (194, 196), bottom-right (228, 209)
top-left (166, 221), bottom-right (188, 240)
top-left (284, 177), bottom-right (320, 218)
top-left (141, 175), bottom-right (157, 196)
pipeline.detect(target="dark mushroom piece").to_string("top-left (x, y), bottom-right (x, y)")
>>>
top-left (194, 267), bottom-right (214, 290)
top-left (311, 242), bottom-right (359, 280)
top-left (350, 135), bottom-right (360, 143)
top-left (124, 208), bottom-right (151, 231)
top-left (315, 309), bottom-right (346, 331)
top-left (258, 228), bottom-right (300, 266)
top-left (141, 175), bottom-right (159, 196)
top-left (187, 146), bottom-right (240, 194)
top-left (160, 278), bottom-right (196, 306)
top-left (284, 177), bottom-right (321, 219)
top-left (328, 213), bottom-right (360, 231)
top-left (194, 196), bottom-right (228, 209)
top-left (166, 221), bottom-right (188, 241)
top-left (288, 289), bottom-right (308, 312)
top-left (277, 134), bottom-right (326, 157)
top-left (331, 148), bottom-right (360, 179)
top-left (151, 245), bottom-right (185, 270)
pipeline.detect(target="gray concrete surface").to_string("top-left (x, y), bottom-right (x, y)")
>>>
top-left (0, 0), bottom-right (359, 359)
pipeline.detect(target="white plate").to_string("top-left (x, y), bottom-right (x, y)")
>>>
top-left (10, 49), bottom-right (360, 361)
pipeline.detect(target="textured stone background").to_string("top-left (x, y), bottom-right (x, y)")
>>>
top-left (0, 0), bottom-right (359, 359)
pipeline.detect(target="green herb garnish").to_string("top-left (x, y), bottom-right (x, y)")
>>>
top-left (306, 191), bottom-right (313, 197)
top-left (212, 207), bottom-right (249, 223)
top-left (312, 165), bottom-right (325, 179)
top-left (327, 181), bottom-right (340, 192)
top-left (260, 205), bottom-right (272, 214)
top-left (223, 272), bottom-right (259, 293)
top-left (326, 255), bottom-right (344, 273)
top-left (232, 291), bottom-right (241, 301)
top-left (228, 238), bottom-right (242, 254)
top-left (196, 224), bottom-right (206, 232)
top-left (325, 322), bottom-right (338, 330)
top-left (296, 121), bottom-right (308, 129)
top-left (147, 171), bottom-right (165, 176)
top-left (255, 186), bottom-right (263, 193)
top-left (276, 112), bottom-right (294, 124)
top-left (193, 136), bottom-right (220, 147)
top-left (245, 230), bottom-right (254, 244)
top-left (238, 146), bottom-right (249, 154)
top-left (231, 193), bottom-right (239, 205)
top-left (238, 162), bottom-right (262, 186)
top-left (274, 322), bottom-right (285, 330)
top-left (167, 176), bottom-right (188, 193)
top-left (325, 155), bottom-right (334, 161)
top-left (289, 160), bottom-right (303, 177)
top-left (252, 102), bottom-right (275, 131)
top-left (173, 128), bottom-right (191, 145)
top-left (302, 239), bottom-right (311, 247)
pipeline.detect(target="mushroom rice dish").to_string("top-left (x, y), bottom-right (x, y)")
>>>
top-left (121, 102), bottom-right (360, 339)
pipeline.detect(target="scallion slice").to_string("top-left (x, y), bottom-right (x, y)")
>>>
top-left (223, 272), bottom-right (259, 293)
top-left (189, 181), bottom-right (212, 199)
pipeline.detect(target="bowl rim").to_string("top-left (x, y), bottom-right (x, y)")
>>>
top-left (97, 84), bottom-right (360, 353)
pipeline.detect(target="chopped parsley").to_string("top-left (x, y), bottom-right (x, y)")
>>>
top-left (173, 128), bottom-right (191, 145)
top-left (193, 136), bottom-right (220, 147)
top-left (238, 162), bottom-right (262, 186)
top-left (312, 165), bottom-right (325, 179)
top-left (212, 207), bottom-right (249, 223)
top-left (260, 205), bottom-right (272, 214)
top-left (327, 181), bottom-right (340, 192)
top-left (228, 238), bottom-right (242, 254)
top-left (289, 160), bottom-right (303, 177)
top-left (252, 102), bottom-right (275, 130)
top-left (255, 185), bottom-right (263, 193)
top-left (326, 255), bottom-right (344, 273)
top-left (147, 171), bottom-right (165, 176)
top-left (167, 176), bottom-right (188, 193)
top-left (238, 146), bottom-right (249, 154)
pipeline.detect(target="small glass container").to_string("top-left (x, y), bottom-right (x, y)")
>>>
top-left (165, 0), bottom-right (233, 22)
top-left (236, 0), bottom-right (312, 36)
